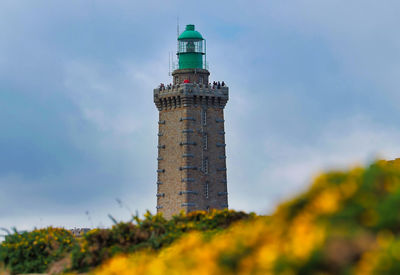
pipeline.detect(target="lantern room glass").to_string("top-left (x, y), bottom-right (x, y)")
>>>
top-left (178, 40), bottom-right (204, 54)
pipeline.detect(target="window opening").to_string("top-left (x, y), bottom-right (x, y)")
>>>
top-left (201, 109), bottom-right (207, 126)
top-left (204, 182), bottom-right (209, 199)
top-left (203, 133), bottom-right (208, 150)
top-left (203, 157), bottom-right (209, 174)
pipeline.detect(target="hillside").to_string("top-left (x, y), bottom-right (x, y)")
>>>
top-left (94, 159), bottom-right (400, 274)
top-left (2, 159), bottom-right (400, 274)
top-left (0, 208), bottom-right (253, 274)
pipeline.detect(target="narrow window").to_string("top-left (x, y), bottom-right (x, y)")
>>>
top-left (203, 157), bottom-right (209, 174)
top-left (204, 182), bottom-right (209, 199)
top-left (201, 109), bottom-right (207, 126)
top-left (203, 133), bottom-right (208, 150)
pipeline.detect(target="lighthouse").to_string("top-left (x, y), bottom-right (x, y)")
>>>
top-left (154, 24), bottom-right (229, 218)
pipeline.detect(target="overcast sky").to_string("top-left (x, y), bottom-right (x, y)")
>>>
top-left (1, 0), bottom-right (400, 232)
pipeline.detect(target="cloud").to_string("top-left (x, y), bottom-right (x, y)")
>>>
top-left (228, 115), bottom-right (400, 213)
top-left (1, 0), bottom-right (400, 233)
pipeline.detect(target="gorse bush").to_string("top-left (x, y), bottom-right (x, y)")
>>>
top-left (0, 227), bottom-right (75, 274)
top-left (71, 209), bottom-right (253, 272)
top-left (0, 209), bottom-right (253, 274)
top-left (4, 160), bottom-right (400, 274)
top-left (94, 159), bottom-right (400, 275)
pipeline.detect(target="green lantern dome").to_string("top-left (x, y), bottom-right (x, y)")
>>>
top-left (178, 24), bottom-right (204, 41)
top-left (177, 24), bottom-right (206, 70)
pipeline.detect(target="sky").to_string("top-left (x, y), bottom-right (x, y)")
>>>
top-left (1, 0), bottom-right (400, 233)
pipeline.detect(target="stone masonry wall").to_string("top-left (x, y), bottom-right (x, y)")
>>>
top-left (156, 108), bottom-right (186, 218)
top-left (154, 82), bottom-right (228, 219)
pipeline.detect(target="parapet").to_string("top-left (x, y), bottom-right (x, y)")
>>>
top-left (153, 83), bottom-right (229, 110)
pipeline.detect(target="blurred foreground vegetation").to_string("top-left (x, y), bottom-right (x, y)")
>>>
top-left (2, 159), bottom-right (400, 274)
top-left (0, 208), bottom-right (251, 274)
top-left (94, 159), bottom-right (400, 275)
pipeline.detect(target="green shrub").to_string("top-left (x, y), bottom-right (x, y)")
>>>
top-left (70, 209), bottom-right (254, 272)
top-left (93, 159), bottom-right (400, 275)
top-left (0, 227), bottom-right (76, 274)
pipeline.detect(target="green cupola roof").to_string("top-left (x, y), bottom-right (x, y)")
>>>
top-left (178, 24), bottom-right (203, 41)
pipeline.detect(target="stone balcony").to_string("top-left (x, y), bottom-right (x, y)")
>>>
top-left (153, 83), bottom-right (229, 110)
top-left (154, 83), bottom-right (228, 97)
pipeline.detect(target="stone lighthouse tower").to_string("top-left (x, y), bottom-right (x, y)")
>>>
top-left (154, 24), bottom-right (229, 218)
